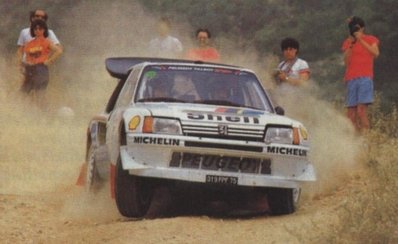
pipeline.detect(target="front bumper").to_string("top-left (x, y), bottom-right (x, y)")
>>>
top-left (119, 133), bottom-right (316, 189)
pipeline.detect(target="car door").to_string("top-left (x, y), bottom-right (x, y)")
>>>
top-left (88, 75), bottom-right (130, 179)
top-left (106, 67), bottom-right (142, 164)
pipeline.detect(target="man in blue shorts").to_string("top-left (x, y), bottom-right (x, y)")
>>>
top-left (342, 16), bottom-right (380, 132)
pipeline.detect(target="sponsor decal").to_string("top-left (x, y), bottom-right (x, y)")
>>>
top-left (170, 152), bottom-right (272, 175)
top-left (266, 146), bottom-right (307, 157)
top-left (194, 67), bottom-right (214, 72)
top-left (149, 66), bottom-right (245, 76)
top-left (300, 126), bottom-right (308, 140)
top-left (167, 66), bottom-right (192, 71)
top-left (187, 112), bottom-right (259, 124)
top-left (128, 116), bottom-right (141, 131)
top-left (144, 71), bottom-right (157, 79)
top-left (213, 68), bottom-right (233, 74)
top-left (133, 136), bottom-right (180, 146)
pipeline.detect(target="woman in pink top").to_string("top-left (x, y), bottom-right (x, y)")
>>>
top-left (186, 28), bottom-right (220, 62)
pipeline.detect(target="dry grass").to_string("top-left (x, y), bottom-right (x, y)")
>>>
top-left (273, 89), bottom-right (398, 242)
top-left (329, 98), bottom-right (398, 243)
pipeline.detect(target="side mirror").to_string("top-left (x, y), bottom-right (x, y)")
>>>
top-left (274, 106), bottom-right (285, 116)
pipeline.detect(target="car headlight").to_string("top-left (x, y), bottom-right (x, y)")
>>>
top-left (264, 127), bottom-right (293, 145)
top-left (143, 117), bottom-right (182, 135)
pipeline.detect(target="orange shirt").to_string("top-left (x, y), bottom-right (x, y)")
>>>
top-left (342, 35), bottom-right (379, 81)
top-left (186, 47), bottom-right (220, 62)
top-left (24, 37), bottom-right (51, 65)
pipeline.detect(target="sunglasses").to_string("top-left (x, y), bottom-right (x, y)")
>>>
top-left (34, 26), bottom-right (44, 30)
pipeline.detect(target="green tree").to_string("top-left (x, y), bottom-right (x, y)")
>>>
top-left (139, 0), bottom-right (398, 105)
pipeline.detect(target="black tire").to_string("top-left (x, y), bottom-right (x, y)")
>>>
top-left (267, 188), bottom-right (295, 215)
top-left (115, 157), bottom-right (154, 218)
top-left (85, 144), bottom-right (102, 193)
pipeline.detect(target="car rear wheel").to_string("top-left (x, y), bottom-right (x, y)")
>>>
top-left (115, 157), bottom-right (154, 218)
top-left (86, 144), bottom-right (102, 192)
top-left (267, 187), bottom-right (296, 215)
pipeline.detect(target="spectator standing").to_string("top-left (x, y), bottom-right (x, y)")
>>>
top-left (19, 20), bottom-right (62, 107)
top-left (17, 9), bottom-right (62, 65)
top-left (342, 16), bottom-right (380, 132)
top-left (275, 37), bottom-right (310, 86)
top-left (186, 28), bottom-right (220, 62)
top-left (149, 17), bottom-right (183, 58)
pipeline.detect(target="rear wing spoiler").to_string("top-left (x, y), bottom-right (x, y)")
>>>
top-left (105, 57), bottom-right (238, 80)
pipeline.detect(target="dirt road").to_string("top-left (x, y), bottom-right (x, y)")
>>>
top-left (0, 106), bottom-right (375, 243)
top-left (0, 180), bottom-right (360, 243)
top-left (0, 99), bottom-right (357, 243)
top-left (0, 56), bottom-right (395, 243)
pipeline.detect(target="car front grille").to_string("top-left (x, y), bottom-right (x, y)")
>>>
top-left (181, 123), bottom-right (265, 142)
top-left (185, 141), bottom-right (263, 152)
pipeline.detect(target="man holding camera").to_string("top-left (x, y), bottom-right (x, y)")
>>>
top-left (275, 37), bottom-right (310, 87)
top-left (342, 16), bottom-right (379, 133)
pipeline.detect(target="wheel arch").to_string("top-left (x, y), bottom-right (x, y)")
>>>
top-left (120, 120), bottom-right (127, 146)
top-left (86, 127), bottom-right (92, 161)
top-left (111, 120), bottom-right (127, 199)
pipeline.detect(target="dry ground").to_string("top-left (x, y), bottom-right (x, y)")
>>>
top-left (0, 57), bottom-right (397, 243)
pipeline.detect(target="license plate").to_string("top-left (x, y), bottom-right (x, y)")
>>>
top-left (170, 152), bottom-right (271, 174)
top-left (206, 175), bottom-right (238, 185)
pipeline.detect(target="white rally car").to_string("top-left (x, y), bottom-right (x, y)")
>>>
top-left (81, 57), bottom-right (316, 217)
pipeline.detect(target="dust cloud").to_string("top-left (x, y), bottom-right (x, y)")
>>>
top-left (271, 85), bottom-right (364, 197)
top-left (0, 1), bottom-right (169, 220)
top-left (0, 0), bottom-right (363, 219)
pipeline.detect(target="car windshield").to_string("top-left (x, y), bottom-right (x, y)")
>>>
top-left (135, 65), bottom-right (272, 111)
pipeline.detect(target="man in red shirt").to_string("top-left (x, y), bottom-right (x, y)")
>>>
top-left (186, 28), bottom-right (220, 62)
top-left (342, 16), bottom-right (380, 133)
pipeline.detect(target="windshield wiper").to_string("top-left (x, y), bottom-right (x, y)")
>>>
top-left (137, 97), bottom-right (186, 103)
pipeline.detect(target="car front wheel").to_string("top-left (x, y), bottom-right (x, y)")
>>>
top-left (115, 157), bottom-right (154, 218)
top-left (85, 144), bottom-right (102, 193)
top-left (267, 187), bottom-right (296, 215)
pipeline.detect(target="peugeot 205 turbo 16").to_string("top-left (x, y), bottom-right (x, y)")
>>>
top-left (79, 57), bottom-right (316, 217)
